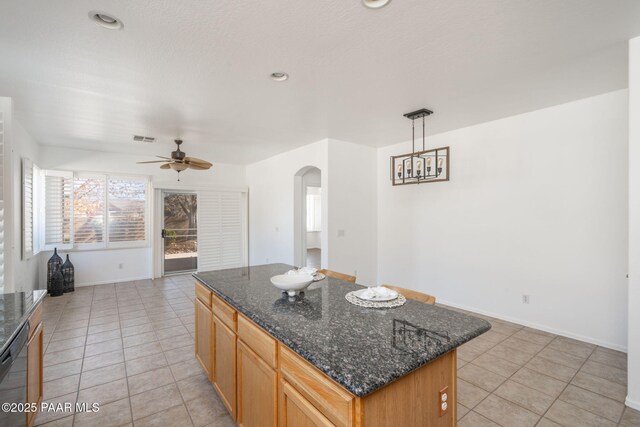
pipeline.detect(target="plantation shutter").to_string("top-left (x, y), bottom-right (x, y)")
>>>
top-left (107, 177), bottom-right (147, 244)
top-left (0, 111), bottom-right (4, 291)
top-left (44, 170), bottom-right (73, 250)
top-left (22, 158), bottom-right (34, 259)
top-left (198, 191), bottom-right (244, 271)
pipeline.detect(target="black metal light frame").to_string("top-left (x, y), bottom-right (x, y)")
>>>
top-left (390, 109), bottom-right (450, 186)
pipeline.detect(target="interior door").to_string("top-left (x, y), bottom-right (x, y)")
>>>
top-left (162, 192), bottom-right (198, 274)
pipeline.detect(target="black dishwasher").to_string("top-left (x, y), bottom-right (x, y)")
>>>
top-left (0, 322), bottom-right (29, 427)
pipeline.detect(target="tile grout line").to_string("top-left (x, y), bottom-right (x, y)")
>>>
top-left (535, 343), bottom-right (598, 426)
top-left (463, 328), bottom-right (573, 425)
top-left (463, 328), bottom-right (625, 427)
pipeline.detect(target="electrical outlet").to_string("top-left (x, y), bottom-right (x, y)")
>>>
top-left (522, 295), bottom-right (530, 304)
top-left (439, 386), bottom-right (449, 416)
top-left (118, 263), bottom-right (123, 269)
top-left (337, 229), bottom-right (345, 237)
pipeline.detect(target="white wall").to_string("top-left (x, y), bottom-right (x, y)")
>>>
top-left (627, 37), bottom-right (640, 410)
top-left (37, 145), bottom-right (247, 285)
top-left (247, 140), bottom-right (329, 267)
top-left (246, 138), bottom-right (378, 285)
top-left (377, 90), bottom-right (629, 350)
top-left (327, 139), bottom-right (377, 285)
top-left (0, 97), bottom-right (12, 293)
top-left (0, 97), bottom-right (42, 292)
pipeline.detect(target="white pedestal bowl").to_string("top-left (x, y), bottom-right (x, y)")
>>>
top-left (270, 274), bottom-right (315, 296)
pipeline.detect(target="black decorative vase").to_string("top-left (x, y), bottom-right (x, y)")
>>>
top-left (50, 268), bottom-right (64, 297)
top-left (47, 248), bottom-right (63, 294)
top-left (62, 254), bottom-right (75, 293)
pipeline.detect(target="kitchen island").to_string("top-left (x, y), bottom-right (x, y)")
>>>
top-left (194, 264), bottom-right (490, 427)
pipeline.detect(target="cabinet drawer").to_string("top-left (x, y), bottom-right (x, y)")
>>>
top-left (28, 304), bottom-right (42, 339)
top-left (212, 293), bottom-right (236, 331)
top-left (195, 282), bottom-right (212, 307)
top-left (237, 315), bottom-right (277, 369)
top-left (280, 345), bottom-right (355, 427)
top-left (281, 380), bottom-right (334, 427)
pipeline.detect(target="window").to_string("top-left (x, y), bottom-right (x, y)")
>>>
top-left (33, 170), bottom-right (149, 251)
top-left (73, 175), bottom-right (105, 246)
top-left (107, 177), bottom-right (147, 244)
top-left (306, 187), bottom-right (321, 232)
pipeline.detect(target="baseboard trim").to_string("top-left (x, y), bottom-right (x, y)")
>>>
top-left (437, 298), bottom-right (627, 353)
top-left (626, 396), bottom-right (640, 410)
top-left (75, 276), bottom-right (153, 287)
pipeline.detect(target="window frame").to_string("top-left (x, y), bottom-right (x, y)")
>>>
top-left (39, 170), bottom-right (151, 252)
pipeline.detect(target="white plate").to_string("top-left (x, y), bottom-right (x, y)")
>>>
top-left (353, 287), bottom-right (398, 302)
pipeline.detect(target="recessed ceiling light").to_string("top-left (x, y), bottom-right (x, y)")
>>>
top-left (88, 11), bottom-right (123, 30)
top-left (270, 72), bottom-right (289, 82)
top-left (362, 0), bottom-right (391, 9)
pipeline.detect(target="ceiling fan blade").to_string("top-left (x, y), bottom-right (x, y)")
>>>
top-left (187, 163), bottom-right (211, 171)
top-left (184, 156), bottom-right (213, 167)
top-left (156, 155), bottom-right (173, 160)
top-left (160, 163), bottom-right (172, 169)
top-left (137, 160), bottom-right (170, 164)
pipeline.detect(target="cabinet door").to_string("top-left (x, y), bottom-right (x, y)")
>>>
top-left (280, 380), bottom-right (334, 427)
top-left (27, 322), bottom-right (43, 427)
top-left (237, 340), bottom-right (277, 427)
top-left (213, 315), bottom-right (237, 419)
top-left (195, 298), bottom-right (213, 379)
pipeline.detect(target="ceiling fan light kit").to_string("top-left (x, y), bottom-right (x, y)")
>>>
top-left (136, 139), bottom-right (213, 181)
top-left (390, 109), bottom-right (450, 186)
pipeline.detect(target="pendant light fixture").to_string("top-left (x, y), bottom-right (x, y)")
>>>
top-left (390, 108), bottom-right (449, 186)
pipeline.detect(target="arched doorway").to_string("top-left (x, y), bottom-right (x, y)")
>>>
top-left (293, 166), bottom-right (322, 268)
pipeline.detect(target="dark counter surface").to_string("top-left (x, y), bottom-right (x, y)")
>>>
top-left (0, 290), bottom-right (47, 355)
top-left (194, 264), bottom-right (490, 397)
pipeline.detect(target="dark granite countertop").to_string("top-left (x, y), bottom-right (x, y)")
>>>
top-left (0, 290), bottom-right (47, 355)
top-left (194, 264), bottom-right (490, 397)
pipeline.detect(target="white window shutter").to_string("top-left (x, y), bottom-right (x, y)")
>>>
top-left (0, 111), bottom-right (4, 291)
top-left (43, 170), bottom-right (73, 250)
top-left (107, 177), bottom-right (148, 246)
top-left (197, 191), bottom-right (243, 271)
top-left (22, 158), bottom-right (34, 259)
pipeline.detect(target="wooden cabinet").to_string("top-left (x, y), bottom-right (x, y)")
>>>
top-left (27, 306), bottom-right (43, 427)
top-left (237, 340), bottom-right (277, 427)
top-left (212, 315), bottom-right (237, 418)
top-left (280, 380), bottom-right (333, 427)
top-left (280, 346), bottom-right (354, 427)
top-left (195, 298), bottom-right (213, 379)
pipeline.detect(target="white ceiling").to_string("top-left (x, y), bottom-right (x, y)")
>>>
top-left (1, 0), bottom-right (639, 164)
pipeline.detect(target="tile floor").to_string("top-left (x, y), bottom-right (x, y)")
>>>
top-left (445, 306), bottom-right (640, 427)
top-left (36, 274), bottom-right (232, 427)
top-left (35, 275), bottom-right (640, 427)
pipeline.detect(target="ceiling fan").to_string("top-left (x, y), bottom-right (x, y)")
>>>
top-left (137, 139), bottom-right (212, 180)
